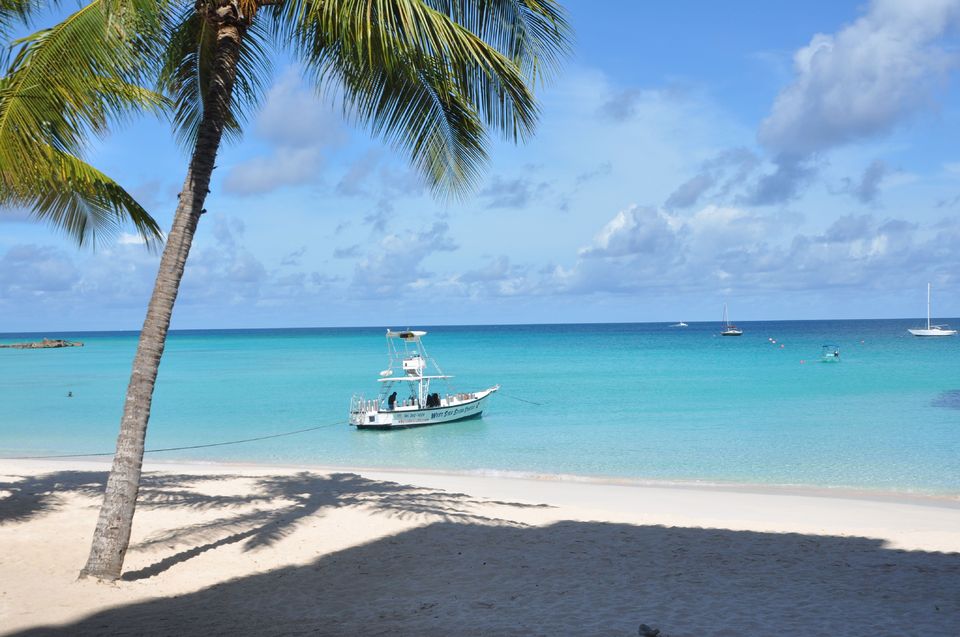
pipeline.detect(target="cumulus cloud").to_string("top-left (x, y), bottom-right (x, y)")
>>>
top-left (224, 68), bottom-right (347, 196)
top-left (478, 175), bottom-right (551, 209)
top-left (333, 244), bottom-right (360, 259)
top-left (223, 147), bottom-right (322, 196)
top-left (335, 149), bottom-right (426, 200)
top-left (336, 150), bottom-right (381, 197)
top-left (598, 88), bottom-right (644, 121)
top-left (453, 256), bottom-right (537, 297)
top-left (743, 155), bottom-right (818, 206)
top-left (255, 70), bottom-right (347, 149)
top-left (281, 246), bottom-right (307, 266)
top-left (350, 221), bottom-right (458, 296)
top-left (759, 0), bottom-right (960, 157)
top-left (578, 206), bottom-right (681, 260)
top-left (664, 148), bottom-right (760, 209)
top-left (0, 245), bottom-right (79, 295)
top-left (840, 159), bottom-right (890, 204)
top-left (574, 161), bottom-right (613, 186)
top-left (665, 173), bottom-right (715, 210)
top-left (543, 202), bottom-right (956, 296)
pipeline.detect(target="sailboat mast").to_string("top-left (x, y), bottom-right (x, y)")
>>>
top-left (927, 282), bottom-right (932, 330)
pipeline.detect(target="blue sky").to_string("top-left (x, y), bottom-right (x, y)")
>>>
top-left (4, 0), bottom-right (960, 330)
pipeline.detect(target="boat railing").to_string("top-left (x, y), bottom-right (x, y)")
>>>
top-left (349, 394), bottom-right (382, 424)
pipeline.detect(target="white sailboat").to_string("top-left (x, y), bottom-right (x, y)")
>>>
top-left (908, 283), bottom-right (956, 337)
top-left (720, 303), bottom-right (742, 336)
top-left (349, 329), bottom-right (499, 430)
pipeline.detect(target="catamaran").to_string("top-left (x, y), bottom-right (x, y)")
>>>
top-left (720, 303), bottom-right (743, 336)
top-left (908, 283), bottom-right (956, 337)
top-left (349, 329), bottom-right (499, 430)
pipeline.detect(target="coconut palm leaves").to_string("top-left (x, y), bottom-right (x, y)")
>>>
top-left (0, 0), bottom-right (165, 246)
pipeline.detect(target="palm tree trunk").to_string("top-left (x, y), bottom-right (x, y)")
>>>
top-left (81, 6), bottom-right (247, 582)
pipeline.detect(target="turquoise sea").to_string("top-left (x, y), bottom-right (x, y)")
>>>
top-left (1, 321), bottom-right (958, 495)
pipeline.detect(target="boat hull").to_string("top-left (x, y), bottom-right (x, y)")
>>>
top-left (908, 328), bottom-right (957, 337)
top-left (352, 389), bottom-right (497, 430)
top-left (356, 409), bottom-right (484, 430)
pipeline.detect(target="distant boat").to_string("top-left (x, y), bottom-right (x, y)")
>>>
top-left (908, 283), bottom-right (956, 337)
top-left (671, 322), bottom-right (688, 327)
top-left (720, 303), bottom-right (742, 336)
top-left (821, 344), bottom-right (840, 362)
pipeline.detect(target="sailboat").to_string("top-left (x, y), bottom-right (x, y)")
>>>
top-left (720, 303), bottom-right (743, 336)
top-left (908, 283), bottom-right (956, 337)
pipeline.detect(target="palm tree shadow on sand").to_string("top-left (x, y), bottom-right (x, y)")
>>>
top-left (4, 470), bottom-right (960, 635)
top-left (1, 469), bottom-right (552, 582)
top-left (12, 518), bottom-right (960, 636)
top-left (120, 471), bottom-right (551, 581)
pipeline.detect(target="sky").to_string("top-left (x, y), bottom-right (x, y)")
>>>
top-left (4, 0), bottom-right (960, 330)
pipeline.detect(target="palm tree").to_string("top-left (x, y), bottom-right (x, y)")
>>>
top-left (72, 0), bottom-right (570, 581)
top-left (0, 0), bottom-right (164, 246)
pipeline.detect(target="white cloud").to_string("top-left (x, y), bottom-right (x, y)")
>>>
top-left (350, 221), bottom-right (458, 297)
top-left (223, 67), bottom-right (348, 196)
top-left (223, 147), bottom-right (322, 195)
top-left (520, 202), bottom-right (959, 297)
top-left (255, 69), bottom-right (347, 149)
top-left (759, 0), bottom-right (960, 156)
top-left (117, 232), bottom-right (148, 245)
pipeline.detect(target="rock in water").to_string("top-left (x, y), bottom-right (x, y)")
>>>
top-left (638, 624), bottom-right (661, 637)
top-left (0, 338), bottom-right (83, 349)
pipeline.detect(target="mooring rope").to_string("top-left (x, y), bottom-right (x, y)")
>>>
top-left (0, 420), bottom-right (346, 460)
top-left (498, 392), bottom-right (543, 406)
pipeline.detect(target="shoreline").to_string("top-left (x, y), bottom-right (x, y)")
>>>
top-left (4, 457), bottom-right (960, 555)
top-left (6, 455), bottom-right (960, 507)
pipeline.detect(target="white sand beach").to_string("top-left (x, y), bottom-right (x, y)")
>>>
top-left (1, 458), bottom-right (959, 636)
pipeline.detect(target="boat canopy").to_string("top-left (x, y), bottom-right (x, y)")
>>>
top-left (386, 329), bottom-right (427, 340)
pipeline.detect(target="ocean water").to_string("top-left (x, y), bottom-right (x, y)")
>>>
top-left (1, 321), bottom-right (958, 494)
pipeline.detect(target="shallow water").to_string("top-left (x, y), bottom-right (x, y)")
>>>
top-left (1, 320), bottom-right (958, 494)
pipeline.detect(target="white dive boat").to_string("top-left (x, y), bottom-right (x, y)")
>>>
top-left (671, 322), bottom-right (688, 327)
top-left (720, 303), bottom-right (743, 336)
top-left (349, 329), bottom-right (499, 430)
top-left (908, 283), bottom-right (956, 337)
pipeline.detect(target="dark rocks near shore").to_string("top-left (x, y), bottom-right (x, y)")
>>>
top-left (0, 338), bottom-right (83, 349)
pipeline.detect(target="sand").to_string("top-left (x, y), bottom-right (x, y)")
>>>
top-left (1, 458), bottom-right (959, 636)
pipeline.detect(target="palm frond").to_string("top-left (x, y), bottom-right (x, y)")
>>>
top-left (268, 0), bottom-right (570, 194)
top-left (1, 0), bottom-right (167, 162)
top-left (0, 0), bottom-right (45, 38)
top-left (318, 41), bottom-right (488, 196)
top-left (2, 145), bottom-right (163, 248)
top-left (0, 0), bottom-right (168, 245)
top-left (422, 0), bottom-right (570, 83)
top-left (277, 0), bottom-right (538, 137)
top-left (158, 5), bottom-right (272, 148)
